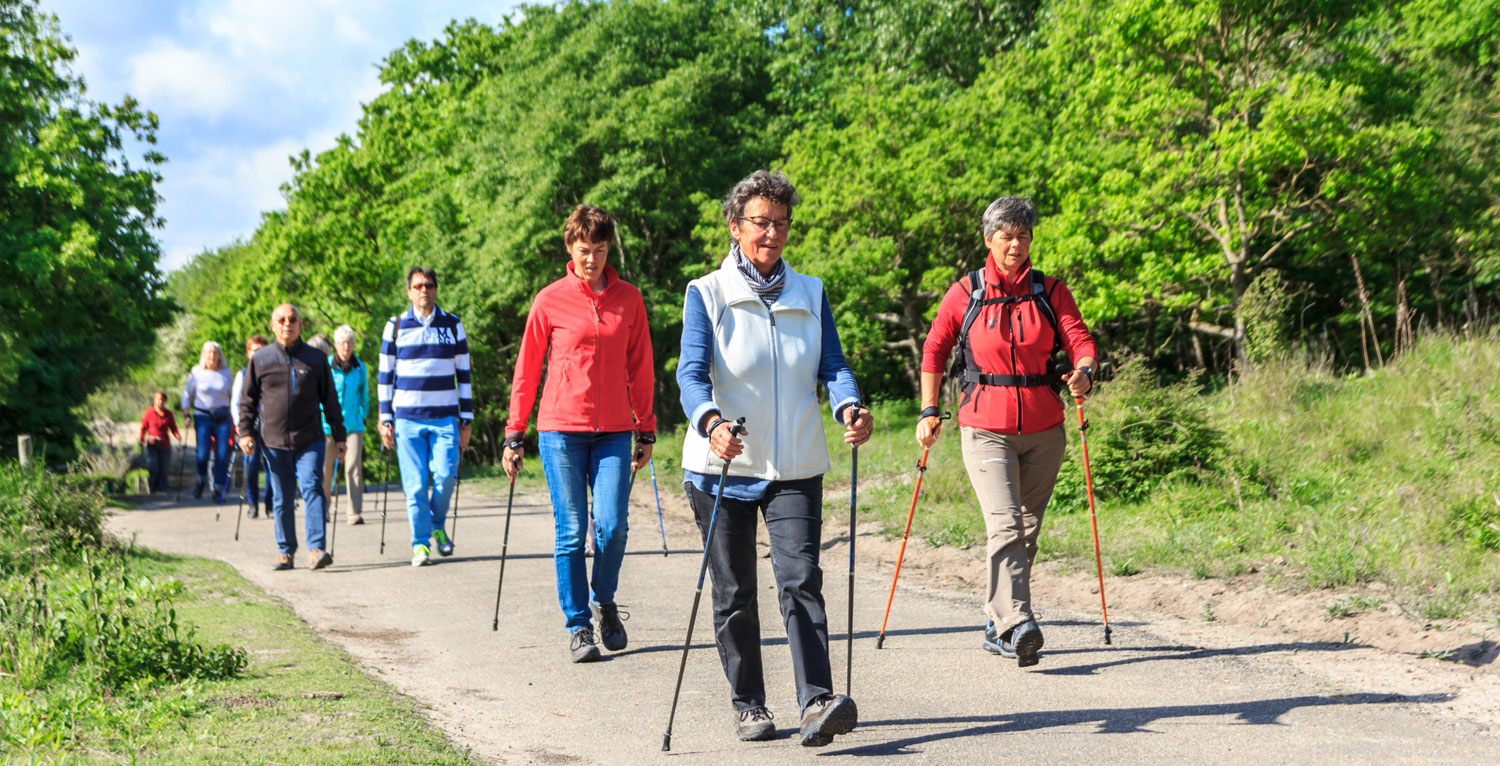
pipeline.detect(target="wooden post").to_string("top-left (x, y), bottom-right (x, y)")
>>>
top-left (18, 434), bottom-right (34, 468)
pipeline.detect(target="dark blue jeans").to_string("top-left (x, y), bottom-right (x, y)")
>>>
top-left (193, 408), bottom-right (233, 497)
top-left (145, 445), bottom-right (172, 493)
top-left (685, 475), bottom-right (832, 713)
top-left (242, 432), bottom-right (274, 509)
top-left (264, 440), bottom-right (328, 555)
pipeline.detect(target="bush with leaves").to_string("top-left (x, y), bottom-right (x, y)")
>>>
top-left (1052, 357), bottom-right (1225, 510)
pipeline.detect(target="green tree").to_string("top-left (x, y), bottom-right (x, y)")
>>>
top-left (0, 0), bottom-right (171, 460)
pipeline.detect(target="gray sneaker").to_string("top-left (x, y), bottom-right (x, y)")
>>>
top-left (569, 628), bottom-right (601, 663)
top-left (735, 706), bottom-right (777, 741)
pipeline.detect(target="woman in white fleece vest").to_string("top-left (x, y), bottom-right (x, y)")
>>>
top-left (677, 170), bottom-right (873, 749)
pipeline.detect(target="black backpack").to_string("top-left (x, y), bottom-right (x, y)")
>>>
top-left (948, 267), bottom-right (1069, 403)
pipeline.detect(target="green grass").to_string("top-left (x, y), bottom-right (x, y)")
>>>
top-left (2, 549), bottom-right (477, 764)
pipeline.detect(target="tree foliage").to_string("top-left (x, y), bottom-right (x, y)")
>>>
top-left (0, 0), bottom-right (171, 460)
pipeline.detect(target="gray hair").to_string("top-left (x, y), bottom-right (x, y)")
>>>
top-left (333, 324), bottom-right (357, 344)
top-left (307, 334), bottom-right (332, 355)
top-left (981, 196), bottom-right (1038, 239)
top-left (721, 170), bottom-right (800, 226)
top-left (196, 341), bottom-right (224, 371)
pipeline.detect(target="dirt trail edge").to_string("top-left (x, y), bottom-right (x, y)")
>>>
top-left (111, 481), bottom-right (1498, 766)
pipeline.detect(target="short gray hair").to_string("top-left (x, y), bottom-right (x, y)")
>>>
top-left (333, 324), bottom-right (357, 344)
top-left (721, 170), bottom-right (800, 226)
top-left (981, 196), bottom-right (1038, 239)
top-left (307, 334), bottom-right (332, 355)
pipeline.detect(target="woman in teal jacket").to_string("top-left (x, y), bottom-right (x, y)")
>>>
top-left (323, 324), bottom-right (369, 524)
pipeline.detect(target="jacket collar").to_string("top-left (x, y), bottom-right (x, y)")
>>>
top-left (566, 262), bottom-right (619, 296)
top-left (984, 253), bottom-right (1035, 295)
top-left (716, 254), bottom-right (815, 313)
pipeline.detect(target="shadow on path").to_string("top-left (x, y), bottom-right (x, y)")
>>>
top-left (825, 693), bottom-right (1453, 755)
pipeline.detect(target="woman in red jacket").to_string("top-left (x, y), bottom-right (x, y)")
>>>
top-left (917, 196), bottom-right (1097, 667)
top-left (504, 204), bottom-right (656, 664)
top-left (139, 391), bottom-right (181, 494)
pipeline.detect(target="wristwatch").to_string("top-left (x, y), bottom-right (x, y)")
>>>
top-left (1078, 365), bottom-right (1094, 380)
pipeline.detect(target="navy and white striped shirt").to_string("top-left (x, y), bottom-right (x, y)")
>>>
top-left (378, 306), bottom-right (473, 423)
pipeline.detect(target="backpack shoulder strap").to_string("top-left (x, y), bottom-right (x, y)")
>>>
top-left (1030, 269), bottom-right (1063, 352)
top-left (957, 269), bottom-right (987, 339)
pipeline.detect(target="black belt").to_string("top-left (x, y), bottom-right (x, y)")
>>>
top-left (961, 370), bottom-right (1062, 388)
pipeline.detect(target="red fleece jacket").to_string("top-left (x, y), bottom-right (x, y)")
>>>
top-left (921, 255), bottom-right (1097, 434)
top-left (506, 263), bottom-right (656, 437)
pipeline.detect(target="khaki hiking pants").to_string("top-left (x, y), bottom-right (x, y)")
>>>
top-left (321, 432), bottom-right (364, 520)
top-left (961, 424), bottom-right (1066, 634)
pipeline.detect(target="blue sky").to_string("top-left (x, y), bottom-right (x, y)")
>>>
top-left (39, 0), bottom-right (522, 271)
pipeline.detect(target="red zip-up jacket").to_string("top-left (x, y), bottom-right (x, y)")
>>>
top-left (139, 407), bottom-right (180, 447)
top-left (506, 263), bottom-right (656, 437)
top-left (921, 255), bottom-right (1096, 434)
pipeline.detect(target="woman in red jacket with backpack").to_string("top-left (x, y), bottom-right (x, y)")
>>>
top-left (918, 196), bottom-right (1097, 668)
top-left (504, 204), bottom-right (656, 664)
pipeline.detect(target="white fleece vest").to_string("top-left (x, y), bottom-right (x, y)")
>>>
top-left (683, 255), bottom-right (832, 481)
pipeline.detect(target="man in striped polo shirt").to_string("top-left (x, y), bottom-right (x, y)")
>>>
top-left (379, 267), bottom-right (474, 567)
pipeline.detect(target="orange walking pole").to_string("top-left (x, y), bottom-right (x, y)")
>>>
top-left (875, 411), bottom-right (950, 649)
top-left (1075, 397), bottom-right (1112, 644)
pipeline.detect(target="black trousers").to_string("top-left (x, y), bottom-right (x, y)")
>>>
top-left (686, 476), bottom-right (832, 713)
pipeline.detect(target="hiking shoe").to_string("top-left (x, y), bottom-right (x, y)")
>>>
top-left (272, 553), bottom-right (294, 571)
top-left (193, 480), bottom-right (205, 499)
top-left (1009, 619), bottom-right (1044, 667)
top-left (246, 507), bottom-right (259, 519)
top-left (735, 706), bottom-right (777, 741)
top-left (569, 628), bottom-right (602, 663)
top-left (348, 514), bottom-right (364, 526)
top-left (411, 544), bottom-right (432, 567)
top-left (798, 694), bottom-right (858, 747)
top-left (593, 603), bottom-right (628, 651)
top-left (432, 528), bottom-right (454, 557)
top-left (982, 621), bottom-right (1015, 658)
top-left (309, 549), bottom-right (332, 570)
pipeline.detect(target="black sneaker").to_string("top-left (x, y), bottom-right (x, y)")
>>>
top-left (798, 694), bottom-right (857, 747)
top-left (193, 480), bottom-right (205, 499)
top-left (1009, 619), bottom-right (1044, 667)
top-left (569, 627), bottom-right (601, 663)
top-left (593, 603), bottom-right (628, 651)
top-left (735, 706), bottom-right (777, 741)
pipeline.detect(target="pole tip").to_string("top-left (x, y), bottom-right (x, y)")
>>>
top-left (662, 733), bottom-right (671, 751)
top-left (875, 635), bottom-right (884, 650)
top-left (1104, 626), bottom-right (1113, 645)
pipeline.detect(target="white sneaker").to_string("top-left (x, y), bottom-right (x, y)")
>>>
top-left (411, 544), bottom-right (432, 567)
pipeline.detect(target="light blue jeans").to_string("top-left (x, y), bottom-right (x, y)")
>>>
top-left (539, 431), bottom-right (632, 632)
top-left (395, 416), bottom-right (459, 548)
top-left (264, 440), bottom-right (327, 555)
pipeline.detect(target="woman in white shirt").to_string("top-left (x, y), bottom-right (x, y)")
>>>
top-left (182, 340), bottom-right (234, 502)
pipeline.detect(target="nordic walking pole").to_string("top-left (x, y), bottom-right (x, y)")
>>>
top-left (174, 430), bottom-right (187, 502)
top-left (1075, 397), bottom-right (1111, 644)
top-left (845, 405), bottom-right (861, 693)
top-left (663, 417), bottom-right (745, 752)
top-left (876, 411), bottom-right (950, 649)
top-left (378, 445), bottom-right (391, 555)
top-left (215, 450), bottom-right (237, 522)
top-left (491, 454), bottom-right (520, 631)
top-left (648, 458), bottom-right (668, 556)
top-left (233, 444), bottom-right (246, 541)
top-left (627, 448), bottom-right (644, 519)
top-left (449, 469), bottom-right (461, 539)
top-left (329, 457), bottom-right (340, 556)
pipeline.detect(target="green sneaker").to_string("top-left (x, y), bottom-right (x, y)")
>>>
top-left (411, 544), bottom-right (432, 567)
top-left (432, 528), bottom-right (454, 557)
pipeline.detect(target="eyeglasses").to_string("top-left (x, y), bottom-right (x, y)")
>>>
top-left (274, 316), bottom-right (300, 324)
top-left (739, 216), bottom-right (792, 234)
top-left (410, 282), bottom-right (436, 290)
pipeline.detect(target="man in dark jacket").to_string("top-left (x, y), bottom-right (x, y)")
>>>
top-left (238, 303), bottom-right (348, 571)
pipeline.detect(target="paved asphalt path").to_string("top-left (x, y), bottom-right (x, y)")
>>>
top-left (111, 479), bottom-right (1498, 765)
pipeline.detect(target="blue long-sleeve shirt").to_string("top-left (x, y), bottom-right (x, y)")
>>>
top-left (677, 284), bottom-right (861, 501)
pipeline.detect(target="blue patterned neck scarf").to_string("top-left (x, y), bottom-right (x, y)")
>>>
top-left (732, 243), bottom-right (786, 310)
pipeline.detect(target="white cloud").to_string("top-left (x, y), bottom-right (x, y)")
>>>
top-left (128, 41), bottom-right (243, 120)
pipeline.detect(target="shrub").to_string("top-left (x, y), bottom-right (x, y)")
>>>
top-left (1053, 356), bottom-right (1225, 509)
top-left (0, 466), bottom-right (108, 574)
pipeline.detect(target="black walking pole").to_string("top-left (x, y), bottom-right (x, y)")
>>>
top-left (379, 445), bottom-right (391, 555)
top-left (626, 448), bottom-right (644, 518)
top-left (845, 406), bottom-right (861, 694)
top-left (215, 449), bottom-right (237, 522)
top-left (329, 457), bottom-right (341, 556)
top-left (663, 417), bottom-right (745, 752)
top-left (175, 423), bottom-right (190, 502)
top-left (449, 472), bottom-right (461, 539)
top-left (491, 455), bottom-right (520, 631)
top-left (648, 457), bottom-right (668, 556)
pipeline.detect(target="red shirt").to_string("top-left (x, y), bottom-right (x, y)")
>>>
top-left (921, 255), bottom-right (1096, 434)
top-left (506, 263), bottom-right (656, 436)
top-left (139, 407), bottom-right (180, 447)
